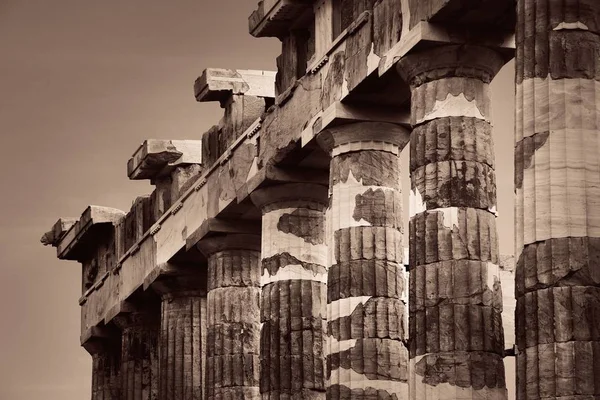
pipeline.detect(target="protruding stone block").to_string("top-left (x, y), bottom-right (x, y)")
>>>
top-left (127, 139), bottom-right (202, 181)
top-left (194, 68), bottom-right (276, 104)
top-left (40, 217), bottom-right (77, 247)
top-left (406, 0), bottom-right (516, 30)
top-left (45, 206), bottom-right (125, 261)
top-left (249, 0), bottom-right (313, 38)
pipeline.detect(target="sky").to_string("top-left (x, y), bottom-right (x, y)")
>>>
top-left (0, 1), bottom-right (514, 399)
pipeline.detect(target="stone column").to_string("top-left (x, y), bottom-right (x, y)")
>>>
top-left (197, 234), bottom-right (262, 399)
top-left (397, 45), bottom-right (507, 399)
top-left (250, 183), bottom-right (328, 399)
top-left (152, 273), bottom-right (207, 400)
top-left (113, 310), bottom-right (160, 400)
top-left (84, 337), bottom-right (122, 400)
top-left (514, 2), bottom-right (600, 399)
top-left (316, 122), bottom-right (410, 399)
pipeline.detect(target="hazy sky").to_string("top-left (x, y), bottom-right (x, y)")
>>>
top-left (0, 1), bottom-right (514, 399)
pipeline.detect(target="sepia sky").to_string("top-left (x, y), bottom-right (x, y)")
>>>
top-left (0, 1), bottom-right (514, 399)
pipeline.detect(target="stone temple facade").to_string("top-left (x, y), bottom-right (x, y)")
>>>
top-left (41, 1), bottom-right (599, 399)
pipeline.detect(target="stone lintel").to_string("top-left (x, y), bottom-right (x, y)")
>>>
top-left (54, 206), bottom-right (125, 261)
top-left (249, 0), bottom-right (312, 38)
top-left (316, 121), bottom-right (411, 154)
top-left (40, 218), bottom-right (77, 247)
top-left (186, 218), bottom-right (261, 253)
top-left (194, 68), bottom-right (276, 104)
top-left (379, 21), bottom-right (515, 76)
top-left (239, 165), bottom-right (329, 203)
top-left (250, 182), bottom-right (328, 211)
top-left (127, 139), bottom-right (202, 181)
top-left (411, 0), bottom-right (516, 31)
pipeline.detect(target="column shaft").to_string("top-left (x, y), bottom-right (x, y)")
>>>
top-left (158, 285), bottom-right (207, 400)
top-left (251, 183), bottom-right (328, 399)
top-left (398, 45), bottom-right (507, 400)
top-left (115, 312), bottom-right (160, 400)
top-left (514, 2), bottom-right (600, 399)
top-left (200, 235), bottom-right (262, 399)
top-left (87, 339), bottom-right (121, 400)
top-left (319, 122), bottom-right (410, 399)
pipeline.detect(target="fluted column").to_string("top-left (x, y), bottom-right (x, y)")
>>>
top-left (113, 310), bottom-right (160, 400)
top-left (317, 122), bottom-right (411, 399)
top-left (84, 337), bottom-right (122, 400)
top-left (152, 273), bottom-right (207, 400)
top-left (514, 2), bottom-right (600, 399)
top-left (397, 45), bottom-right (507, 400)
top-left (197, 234), bottom-right (262, 399)
top-left (250, 183), bottom-right (328, 399)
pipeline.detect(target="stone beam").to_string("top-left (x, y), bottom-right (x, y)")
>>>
top-left (127, 139), bottom-right (202, 181)
top-left (44, 206), bottom-right (125, 261)
top-left (249, 0), bottom-right (313, 38)
top-left (405, 0), bottom-right (515, 31)
top-left (379, 21), bottom-right (515, 75)
top-left (185, 217), bottom-right (261, 253)
top-left (194, 68), bottom-right (276, 104)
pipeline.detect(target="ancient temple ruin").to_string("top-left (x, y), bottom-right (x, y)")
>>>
top-left (41, 1), bottom-right (600, 399)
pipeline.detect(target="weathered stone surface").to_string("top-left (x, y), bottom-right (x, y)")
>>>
top-left (517, 342), bottom-right (600, 399)
top-left (194, 69), bottom-right (276, 102)
top-left (410, 116), bottom-right (495, 171)
top-left (412, 161), bottom-right (497, 211)
top-left (91, 350), bottom-right (122, 400)
top-left (319, 122), bottom-right (409, 400)
top-left (128, 140), bottom-right (202, 181)
top-left (399, 44), bottom-right (507, 399)
top-left (113, 311), bottom-right (160, 400)
top-left (409, 208), bottom-right (499, 267)
top-left (49, 206), bottom-right (125, 262)
top-left (199, 236), bottom-right (261, 400)
top-left (515, 1), bottom-right (600, 398)
top-left (407, 0), bottom-right (516, 30)
top-left (252, 183), bottom-right (328, 399)
top-left (84, 337), bottom-right (122, 400)
top-left (151, 272), bottom-right (207, 400)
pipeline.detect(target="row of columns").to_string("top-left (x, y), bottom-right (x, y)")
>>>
top-left (85, 15), bottom-right (600, 397)
top-left (85, 43), bottom-right (509, 400)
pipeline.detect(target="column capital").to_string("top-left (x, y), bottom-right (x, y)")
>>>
top-left (396, 45), bottom-right (505, 86)
top-left (196, 233), bottom-right (261, 257)
top-left (316, 121), bottom-right (410, 155)
top-left (250, 183), bottom-right (328, 212)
